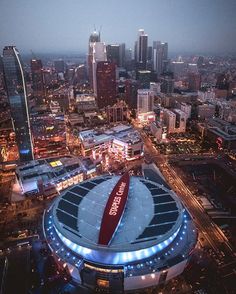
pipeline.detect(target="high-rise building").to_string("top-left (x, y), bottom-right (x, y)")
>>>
top-left (171, 61), bottom-right (185, 77)
top-left (153, 41), bottom-right (168, 75)
top-left (137, 89), bottom-right (154, 114)
top-left (106, 44), bottom-right (120, 66)
top-left (160, 72), bottom-right (174, 94)
top-left (96, 61), bottom-right (116, 109)
top-left (119, 43), bottom-right (126, 67)
top-left (137, 29), bottom-right (148, 69)
top-left (54, 59), bottom-right (65, 73)
top-left (137, 70), bottom-right (152, 89)
top-left (123, 79), bottom-right (138, 109)
top-left (87, 30), bottom-right (101, 88)
top-left (3, 46), bottom-right (34, 162)
top-left (92, 42), bottom-right (107, 95)
top-left (31, 59), bottom-right (44, 97)
top-left (188, 73), bottom-right (201, 91)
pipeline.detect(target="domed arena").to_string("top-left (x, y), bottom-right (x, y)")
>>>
top-left (43, 173), bottom-right (197, 293)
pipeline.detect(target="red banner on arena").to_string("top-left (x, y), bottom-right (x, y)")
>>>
top-left (98, 172), bottom-right (130, 246)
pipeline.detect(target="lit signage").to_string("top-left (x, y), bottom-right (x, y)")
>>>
top-left (50, 160), bottom-right (62, 167)
top-left (98, 172), bottom-right (130, 246)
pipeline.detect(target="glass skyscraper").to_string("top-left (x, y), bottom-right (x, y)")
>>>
top-left (3, 46), bottom-right (34, 162)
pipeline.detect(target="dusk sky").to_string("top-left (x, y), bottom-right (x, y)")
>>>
top-left (0, 0), bottom-right (236, 55)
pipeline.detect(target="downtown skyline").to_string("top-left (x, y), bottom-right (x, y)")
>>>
top-left (0, 0), bottom-right (236, 55)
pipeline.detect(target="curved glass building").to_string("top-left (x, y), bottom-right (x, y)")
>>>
top-left (3, 46), bottom-right (33, 162)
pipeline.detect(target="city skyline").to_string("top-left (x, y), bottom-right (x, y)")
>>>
top-left (0, 0), bottom-right (236, 55)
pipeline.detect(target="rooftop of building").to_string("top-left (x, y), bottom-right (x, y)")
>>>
top-left (79, 124), bottom-right (141, 148)
top-left (16, 156), bottom-right (88, 193)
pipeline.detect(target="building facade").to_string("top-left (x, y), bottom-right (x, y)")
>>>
top-left (96, 61), bottom-right (116, 109)
top-left (137, 29), bottom-right (148, 70)
top-left (31, 59), bottom-right (44, 97)
top-left (3, 46), bottom-right (34, 162)
top-left (137, 89), bottom-right (154, 114)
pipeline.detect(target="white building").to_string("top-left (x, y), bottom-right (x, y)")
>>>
top-left (163, 109), bottom-right (176, 134)
top-left (180, 102), bottom-right (191, 119)
top-left (137, 89), bottom-right (154, 114)
top-left (79, 125), bottom-right (144, 161)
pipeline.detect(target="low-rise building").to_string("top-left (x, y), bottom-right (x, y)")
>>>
top-left (79, 124), bottom-right (144, 161)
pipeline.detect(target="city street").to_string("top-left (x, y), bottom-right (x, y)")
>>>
top-left (138, 127), bottom-right (236, 293)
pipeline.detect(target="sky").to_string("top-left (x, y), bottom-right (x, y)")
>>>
top-left (0, 0), bottom-right (236, 55)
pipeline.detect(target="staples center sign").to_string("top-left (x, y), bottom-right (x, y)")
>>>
top-left (98, 173), bottom-right (130, 246)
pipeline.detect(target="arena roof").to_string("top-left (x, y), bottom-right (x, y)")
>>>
top-left (52, 174), bottom-right (183, 256)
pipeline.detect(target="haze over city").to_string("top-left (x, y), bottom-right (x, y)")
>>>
top-left (1, 1), bottom-right (236, 294)
top-left (0, 0), bottom-right (236, 54)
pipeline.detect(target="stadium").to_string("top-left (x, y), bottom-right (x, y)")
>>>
top-left (43, 173), bottom-right (197, 293)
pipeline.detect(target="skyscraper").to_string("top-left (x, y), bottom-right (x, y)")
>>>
top-left (3, 46), bottom-right (34, 162)
top-left (160, 72), bottom-right (174, 94)
top-left (31, 59), bottom-right (44, 97)
top-left (54, 59), bottom-right (65, 73)
top-left (106, 44), bottom-right (120, 66)
top-left (137, 29), bottom-right (148, 69)
top-left (119, 43), bottom-right (126, 67)
top-left (87, 30), bottom-right (101, 89)
top-left (92, 42), bottom-right (107, 95)
top-left (96, 61), bottom-right (116, 109)
top-left (153, 41), bottom-right (168, 75)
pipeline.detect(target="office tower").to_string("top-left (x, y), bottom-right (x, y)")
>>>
top-left (106, 44), bottom-right (120, 66)
top-left (153, 41), bottom-right (162, 74)
top-left (125, 48), bottom-right (132, 62)
top-left (119, 43), bottom-right (126, 67)
top-left (153, 41), bottom-right (168, 75)
top-left (54, 59), bottom-right (65, 73)
top-left (161, 42), bottom-right (168, 60)
top-left (188, 72), bottom-right (201, 91)
top-left (137, 89), bottom-right (154, 114)
top-left (137, 29), bottom-right (148, 69)
top-left (137, 70), bottom-right (152, 89)
top-left (3, 46), bottom-right (34, 162)
top-left (87, 30), bottom-right (101, 88)
top-left (123, 79), bottom-right (138, 109)
top-left (31, 59), bottom-right (44, 97)
top-left (160, 72), bottom-right (174, 94)
top-left (96, 61), bottom-right (116, 109)
top-left (148, 46), bottom-right (152, 61)
top-left (92, 42), bottom-right (107, 95)
top-left (171, 61), bottom-right (185, 77)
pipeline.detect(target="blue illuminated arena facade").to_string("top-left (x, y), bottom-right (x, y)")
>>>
top-left (43, 175), bottom-right (197, 293)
